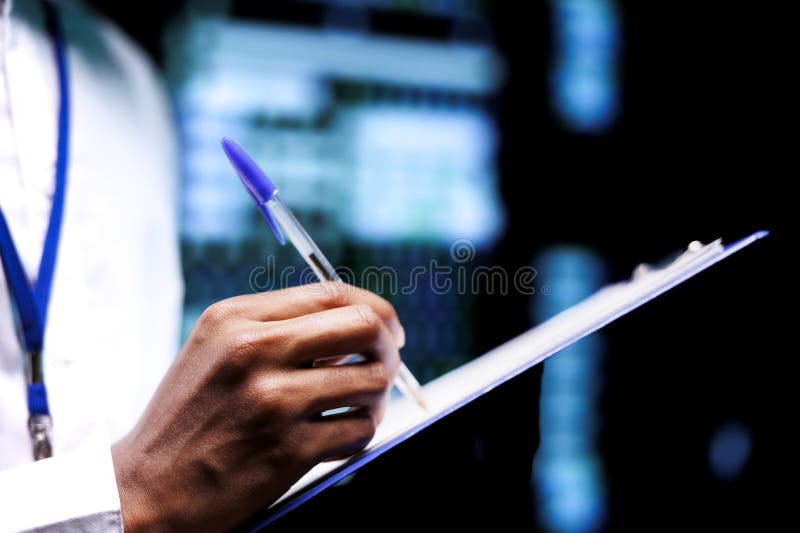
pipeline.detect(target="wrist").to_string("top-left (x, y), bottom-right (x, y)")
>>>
top-left (111, 439), bottom-right (162, 532)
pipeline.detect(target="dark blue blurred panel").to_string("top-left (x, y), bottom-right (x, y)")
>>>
top-left (550, 0), bottom-right (619, 133)
top-left (532, 247), bottom-right (607, 533)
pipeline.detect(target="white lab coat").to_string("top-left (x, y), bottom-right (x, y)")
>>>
top-left (0, 1), bottom-right (182, 530)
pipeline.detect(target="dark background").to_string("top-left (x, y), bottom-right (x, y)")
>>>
top-left (92, 1), bottom-right (790, 530)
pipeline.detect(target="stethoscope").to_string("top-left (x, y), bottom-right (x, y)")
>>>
top-left (0, 0), bottom-right (69, 461)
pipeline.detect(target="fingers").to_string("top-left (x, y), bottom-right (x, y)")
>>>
top-left (258, 304), bottom-right (402, 369)
top-left (299, 409), bottom-right (377, 462)
top-left (222, 283), bottom-right (405, 348)
top-left (291, 362), bottom-right (395, 420)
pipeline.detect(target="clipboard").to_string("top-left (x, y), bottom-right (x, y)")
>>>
top-left (239, 231), bottom-right (767, 531)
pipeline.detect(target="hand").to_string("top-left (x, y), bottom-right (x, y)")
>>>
top-left (111, 283), bottom-right (404, 531)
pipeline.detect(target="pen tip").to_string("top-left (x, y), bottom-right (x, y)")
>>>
top-left (411, 391), bottom-right (428, 411)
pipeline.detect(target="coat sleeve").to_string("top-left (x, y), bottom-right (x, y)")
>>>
top-left (0, 427), bottom-right (123, 532)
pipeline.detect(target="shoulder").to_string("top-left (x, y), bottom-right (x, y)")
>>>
top-left (60, 1), bottom-right (179, 195)
top-left (62, 2), bottom-right (170, 106)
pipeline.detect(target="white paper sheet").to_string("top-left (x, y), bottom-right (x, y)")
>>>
top-left (242, 231), bottom-right (767, 530)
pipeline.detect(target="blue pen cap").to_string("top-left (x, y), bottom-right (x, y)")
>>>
top-left (221, 137), bottom-right (286, 244)
top-left (221, 138), bottom-right (279, 203)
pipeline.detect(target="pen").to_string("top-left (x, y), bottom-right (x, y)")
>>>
top-left (221, 137), bottom-right (427, 410)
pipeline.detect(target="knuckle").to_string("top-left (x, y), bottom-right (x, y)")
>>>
top-left (252, 376), bottom-right (295, 419)
top-left (353, 305), bottom-right (381, 337)
top-left (277, 379), bottom-right (312, 415)
top-left (200, 300), bottom-right (239, 328)
top-left (317, 282), bottom-right (350, 308)
top-left (263, 387), bottom-right (292, 418)
top-left (366, 363), bottom-right (390, 394)
top-left (228, 329), bottom-right (260, 358)
top-left (229, 322), bottom-right (295, 369)
top-left (255, 322), bottom-right (286, 351)
top-left (242, 323), bottom-right (294, 364)
top-left (218, 329), bottom-right (262, 373)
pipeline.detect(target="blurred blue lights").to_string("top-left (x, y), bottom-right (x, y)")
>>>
top-left (349, 107), bottom-right (503, 245)
top-left (709, 422), bottom-right (752, 481)
top-left (532, 248), bottom-right (607, 533)
top-left (551, 0), bottom-right (619, 133)
top-left (168, 7), bottom-right (504, 370)
top-left (171, 19), bottom-right (504, 248)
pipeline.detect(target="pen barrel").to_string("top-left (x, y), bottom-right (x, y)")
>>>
top-left (265, 195), bottom-right (427, 409)
top-left (265, 196), bottom-right (339, 282)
